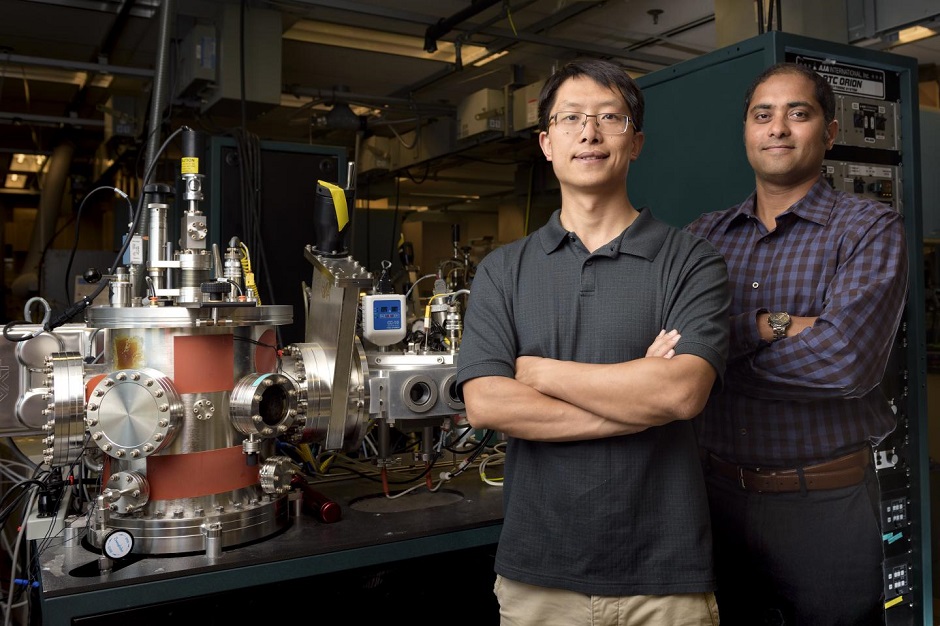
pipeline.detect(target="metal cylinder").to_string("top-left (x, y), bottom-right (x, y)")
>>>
top-left (147, 203), bottom-right (169, 269)
top-left (97, 554), bottom-right (113, 574)
top-left (110, 267), bottom-right (132, 308)
top-left (177, 250), bottom-right (212, 304)
top-left (224, 247), bottom-right (243, 287)
top-left (77, 306), bottom-right (295, 554)
top-left (202, 522), bottom-right (222, 559)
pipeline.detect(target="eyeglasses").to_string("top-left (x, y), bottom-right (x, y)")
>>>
top-left (549, 111), bottom-right (632, 135)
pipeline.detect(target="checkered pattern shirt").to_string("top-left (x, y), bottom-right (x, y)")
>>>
top-left (685, 177), bottom-right (908, 466)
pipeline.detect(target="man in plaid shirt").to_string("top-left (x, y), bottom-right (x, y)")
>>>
top-left (686, 62), bottom-right (908, 625)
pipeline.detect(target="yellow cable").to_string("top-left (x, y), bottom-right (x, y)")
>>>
top-left (506, 6), bottom-right (518, 35)
top-left (239, 242), bottom-right (261, 304)
top-left (297, 443), bottom-right (314, 464)
top-left (319, 454), bottom-right (336, 474)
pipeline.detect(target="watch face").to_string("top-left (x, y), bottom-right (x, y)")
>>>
top-left (769, 312), bottom-right (791, 327)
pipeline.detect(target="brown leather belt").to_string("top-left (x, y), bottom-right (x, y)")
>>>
top-left (706, 448), bottom-right (870, 493)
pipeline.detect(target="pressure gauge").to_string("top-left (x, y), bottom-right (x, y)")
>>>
top-left (103, 529), bottom-right (134, 559)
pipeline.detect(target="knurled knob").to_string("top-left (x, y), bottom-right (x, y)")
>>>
top-left (200, 281), bottom-right (230, 294)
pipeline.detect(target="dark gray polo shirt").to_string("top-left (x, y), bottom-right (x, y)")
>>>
top-left (456, 207), bottom-right (729, 595)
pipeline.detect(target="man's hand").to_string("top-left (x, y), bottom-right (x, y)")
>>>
top-left (646, 329), bottom-right (680, 359)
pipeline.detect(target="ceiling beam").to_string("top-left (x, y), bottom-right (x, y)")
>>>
top-left (2, 53), bottom-right (154, 78)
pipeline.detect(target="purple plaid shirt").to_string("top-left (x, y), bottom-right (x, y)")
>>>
top-left (686, 177), bottom-right (908, 466)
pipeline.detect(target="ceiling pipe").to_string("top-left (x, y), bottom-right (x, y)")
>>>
top-left (391, 2), bottom-right (684, 101)
top-left (286, 85), bottom-right (456, 114)
top-left (11, 141), bottom-right (75, 299)
top-left (424, 0), bottom-right (503, 53)
top-left (626, 15), bottom-right (717, 53)
top-left (143, 0), bottom-right (176, 176)
top-left (291, 0), bottom-right (680, 67)
top-left (131, 0), bottom-right (176, 304)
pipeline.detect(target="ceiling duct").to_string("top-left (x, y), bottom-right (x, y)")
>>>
top-left (847, 0), bottom-right (940, 45)
top-left (325, 103), bottom-right (363, 132)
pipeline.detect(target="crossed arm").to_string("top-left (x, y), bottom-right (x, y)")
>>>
top-left (463, 330), bottom-right (717, 442)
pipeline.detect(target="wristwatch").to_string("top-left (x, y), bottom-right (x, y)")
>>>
top-left (767, 311), bottom-right (791, 342)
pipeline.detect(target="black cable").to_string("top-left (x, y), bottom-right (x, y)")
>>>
top-left (403, 161), bottom-right (430, 184)
top-left (28, 436), bottom-right (94, 576)
top-left (0, 479), bottom-right (46, 510)
top-left (233, 335), bottom-right (277, 349)
top-left (228, 127), bottom-right (279, 349)
top-left (364, 192), bottom-right (371, 271)
top-left (446, 429), bottom-right (496, 480)
top-left (389, 176), bottom-right (401, 265)
top-left (3, 319), bottom-right (40, 342)
top-left (40, 126), bottom-right (187, 333)
top-left (0, 480), bottom-right (46, 528)
top-left (465, 430), bottom-right (495, 462)
top-left (252, 136), bottom-right (272, 304)
top-left (443, 425), bottom-right (477, 453)
top-left (115, 126), bottom-right (187, 274)
top-left (63, 186), bottom-right (133, 302)
top-left (240, 0), bottom-right (247, 131)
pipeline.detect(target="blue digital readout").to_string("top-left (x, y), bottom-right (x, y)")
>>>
top-left (372, 300), bottom-right (402, 330)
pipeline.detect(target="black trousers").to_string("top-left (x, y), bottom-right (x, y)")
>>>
top-left (704, 465), bottom-right (885, 626)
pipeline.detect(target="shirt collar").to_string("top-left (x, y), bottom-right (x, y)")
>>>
top-left (539, 209), bottom-right (571, 253)
top-left (726, 176), bottom-right (837, 231)
top-left (538, 207), bottom-right (665, 261)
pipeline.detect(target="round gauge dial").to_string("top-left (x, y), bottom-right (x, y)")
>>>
top-left (103, 529), bottom-right (134, 559)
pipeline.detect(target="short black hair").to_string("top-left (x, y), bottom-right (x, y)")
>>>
top-left (537, 58), bottom-right (644, 132)
top-left (743, 62), bottom-right (835, 125)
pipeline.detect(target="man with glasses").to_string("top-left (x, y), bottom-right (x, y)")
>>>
top-left (456, 58), bottom-right (730, 625)
top-left (686, 62), bottom-right (908, 625)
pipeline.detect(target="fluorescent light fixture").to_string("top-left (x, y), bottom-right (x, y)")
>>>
top-left (408, 192), bottom-right (481, 200)
top-left (284, 21), bottom-right (491, 65)
top-left (896, 25), bottom-right (937, 45)
top-left (10, 153), bottom-right (46, 173)
top-left (473, 50), bottom-right (509, 67)
top-left (354, 198), bottom-right (430, 211)
top-left (0, 65), bottom-right (112, 88)
top-left (5, 173), bottom-right (28, 189)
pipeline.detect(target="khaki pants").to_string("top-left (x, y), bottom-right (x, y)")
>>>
top-left (494, 575), bottom-right (720, 626)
